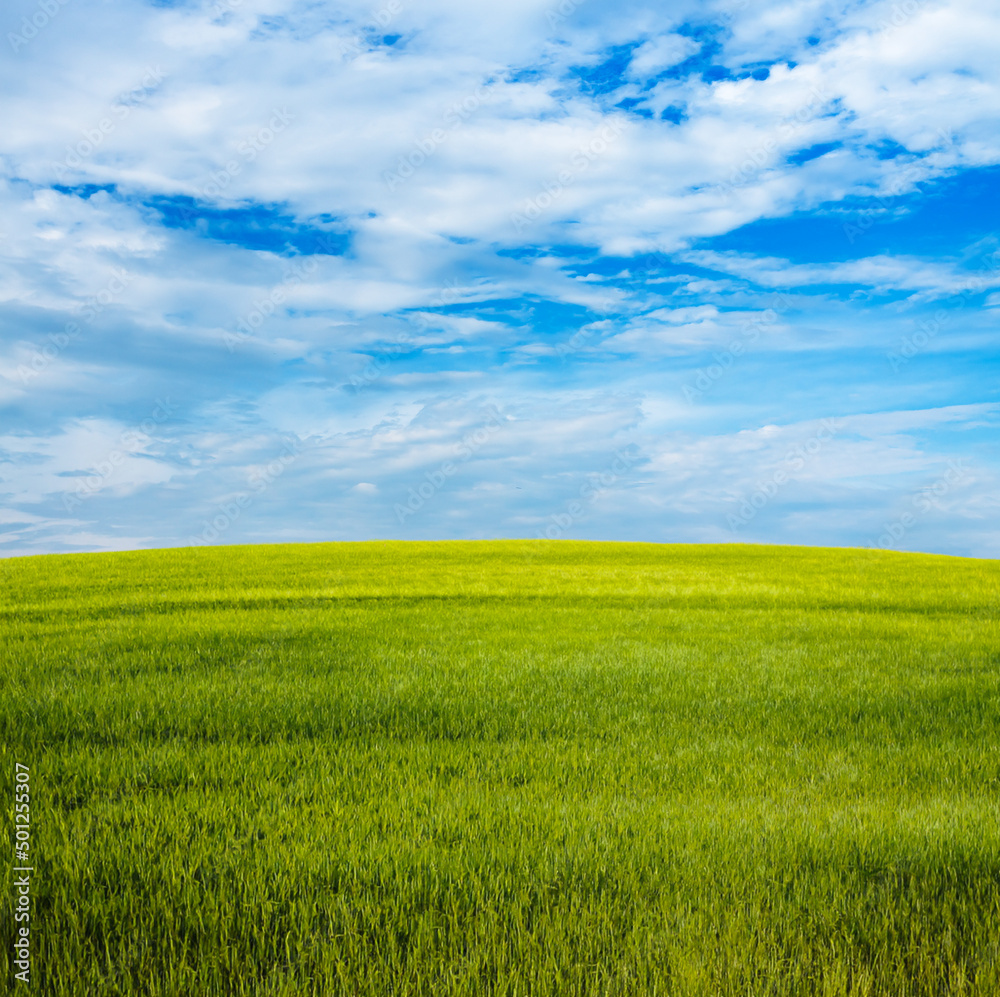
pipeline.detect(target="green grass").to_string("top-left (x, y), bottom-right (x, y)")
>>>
top-left (2, 540), bottom-right (999, 996)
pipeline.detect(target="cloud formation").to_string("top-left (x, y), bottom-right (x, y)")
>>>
top-left (2, 0), bottom-right (999, 557)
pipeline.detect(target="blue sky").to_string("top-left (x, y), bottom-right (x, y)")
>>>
top-left (2, 0), bottom-right (999, 557)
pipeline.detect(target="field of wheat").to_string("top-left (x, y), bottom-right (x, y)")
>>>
top-left (2, 541), bottom-right (999, 995)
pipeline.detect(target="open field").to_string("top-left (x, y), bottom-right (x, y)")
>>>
top-left (2, 540), bottom-right (999, 996)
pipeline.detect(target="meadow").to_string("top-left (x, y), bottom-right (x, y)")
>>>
top-left (1, 540), bottom-right (999, 996)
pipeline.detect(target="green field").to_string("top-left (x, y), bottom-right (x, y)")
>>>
top-left (2, 541), bottom-right (999, 996)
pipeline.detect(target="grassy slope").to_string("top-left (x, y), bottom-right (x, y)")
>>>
top-left (1, 541), bottom-right (999, 996)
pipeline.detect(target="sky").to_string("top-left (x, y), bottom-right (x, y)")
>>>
top-left (1, 0), bottom-right (998, 558)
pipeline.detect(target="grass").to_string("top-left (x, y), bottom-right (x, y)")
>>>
top-left (1, 540), bottom-right (999, 996)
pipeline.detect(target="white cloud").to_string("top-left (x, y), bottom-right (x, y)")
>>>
top-left (3, 0), bottom-right (1000, 557)
top-left (627, 33), bottom-right (700, 79)
top-left (680, 250), bottom-right (1000, 299)
top-left (3, 0), bottom-right (998, 261)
